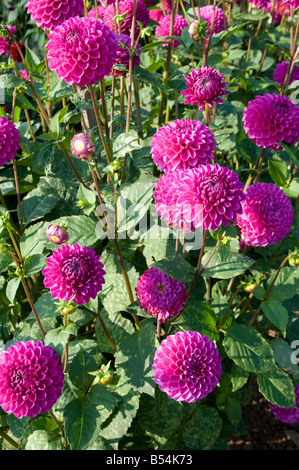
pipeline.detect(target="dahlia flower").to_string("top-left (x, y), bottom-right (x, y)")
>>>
top-left (135, 267), bottom-right (188, 322)
top-left (281, 0), bottom-right (299, 8)
top-left (150, 119), bottom-right (216, 172)
top-left (111, 33), bottom-right (141, 77)
top-left (103, 0), bottom-right (150, 38)
top-left (42, 243), bottom-right (106, 305)
top-left (25, 0), bottom-right (84, 31)
top-left (70, 133), bottom-right (95, 159)
top-left (0, 37), bottom-right (10, 56)
top-left (268, 386), bottom-right (299, 424)
top-left (155, 14), bottom-right (188, 48)
top-left (273, 61), bottom-right (299, 87)
top-left (236, 182), bottom-right (294, 248)
top-left (47, 224), bottom-right (69, 245)
top-left (181, 66), bottom-right (229, 111)
top-left (152, 330), bottom-right (222, 403)
top-left (242, 93), bottom-right (299, 150)
top-left (0, 340), bottom-right (64, 419)
top-left (249, 0), bottom-right (270, 9)
top-left (46, 16), bottom-right (118, 87)
top-left (88, 5), bottom-right (107, 20)
top-left (10, 42), bottom-right (25, 63)
top-left (149, 9), bottom-right (165, 22)
top-left (200, 5), bottom-right (226, 40)
top-left (0, 117), bottom-right (21, 167)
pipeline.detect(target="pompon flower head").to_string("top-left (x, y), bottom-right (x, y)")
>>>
top-left (46, 16), bottom-right (118, 87)
top-left (88, 4), bottom-right (107, 20)
top-left (268, 386), bottom-right (299, 424)
top-left (242, 93), bottom-right (299, 150)
top-left (155, 14), bottom-right (188, 48)
top-left (181, 66), bottom-right (229, 111)
top-left (249, 0), bottom-right (270, 9)
top-left (149, 9), bottom-right (165, 22)
top-left (70, 133), bottom-right (95, 159)
top-left (0, 117), bottom-right (21, 167)
top-left (42, 243), bottom-right (106, 305)
top-left (135, 268), bottom-right (188, 322)
top-left (281, 0), bottom-right (299, 8)
top-left (25, 0), bottom-right (84, 31)
top-left (236, 182), bottom-right (294, 248)
top-left (273, 61), bottom-right (299, 86)
top-left (152, 331), bottom-right (222, 403)
top-left (150, 119), bottom-right (216, 172)
top-left (111, 33), bottom-right (141, 77)
top-left (103, 0), bottom-right (150, 38)
top-left (0, 37), bottom-right (10, 56)
top-left (199, 5), bottom-right (226, 41)
top-left (0, 340), bottom-right (64, 419)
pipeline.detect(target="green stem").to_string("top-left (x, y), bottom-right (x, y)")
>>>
top-left (96, 311), bottom-right (117, 352)
top-left (89, 84), bottom-right (112, 164)
top-left (0, 429), bottom-right (19, 449)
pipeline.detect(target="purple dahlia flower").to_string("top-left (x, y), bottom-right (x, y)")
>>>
top-left (273, 61), bottom-right (299, 87)
top-left (150, 119), bottom-right (216, 172)
top-left (249, 0), bottom-right (270, 9)
top-left (70, 133), bottom-right (95, 159)
top-left (152, 330), bottom-right (222, 402)
top-left (103, 0), bottom-right (150, 38)
top-left (88, 4), bottom-right (107, 20)
top-left (236, 182), bottom-right (293, 248)
top-left (111, 33), bottom-right (141, 77)
top-left (149, 9), bottom-right (165, 22)
top-left (42, 243), bottom-right (106, 305)
top-left (181, 66), bottom-right (229, 111)
top-left (0, 37), bottom-right (10, 56)
top-left (135, 267), bottom-right (188, 322)
top-left (155, 14), bottom-right (188, 48)
top-left (200, 5), bottom-right (226, 40)
top-left (46, 16), bottom-right (118, 87)
top-left (281, 0), bottom-right (299, 8)
top-left (0, 340), bottom-right (64, 419)
top-left (0, 117), bottom-right (21, 167)
top-left (25, 0), bottom-right (84, 31)
top-left (269, 386), bottom-right (299, 424)
top-left (242, 93), bottom-right (299, 150)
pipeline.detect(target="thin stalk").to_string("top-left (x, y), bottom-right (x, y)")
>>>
top-left (0, 429), bottom-right (19, 449)
top-left (217, 287), bottom-right (240, 329)
top-left (89, 83), bottom-right (112, 164)
top-left (48, 410), bottom-right (69, 450)
top-left (99, 78), bottom-right (110, 138)
top-left (281, 16), bottom-right (299, 94)
top-left (126, 0), bottom-right (137, 133)
top-left (12, 159), bottom-right (24, 233)
top-left (96, 311), bottom-right (117, 352)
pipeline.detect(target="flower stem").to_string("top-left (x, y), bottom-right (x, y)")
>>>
top-left (0, 429), bottom-right (19, 449)
top-left (96, 311), bottom-right (117, 352)
top-left (89, 84), bottom-right (112, 164)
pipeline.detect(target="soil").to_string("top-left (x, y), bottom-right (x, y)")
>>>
top-left (227, 379), bottom-right (299, 450)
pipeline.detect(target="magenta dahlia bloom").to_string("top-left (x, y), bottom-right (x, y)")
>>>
top-left (151, 119), bottom-right (215, 172)
top-left (149, 9), bottom-right (165, 22)
top-left (269, 386), bottom-right (299, 424)
top-left (0, 37), bottom-right (10, 56)
top-left (70, 133), bottom-right (95, 159)
top-left (152, 330), bottom-right (222, 403)
top-left (236, 182), bottom-right (293, 248)
top-left (242, 93), bottom-right (299, 150)
top-left (88, 5), bottom-right (107, 20)
top-left (273, 61), bottom-right (299, 87)
top-left (25, 0), bottom-right (84, 31)
top-left (249, 0), bottom-right (270, 9)
top-left (42, 243), bottom-right (106, 305)
top-left (46, 16), bottom-right (118, 87)
top-left (281, 0), bottom-right (299, 8)
top-left (111, 33), bottom-right (141, 77)
top-left (0, 340), bottom-right (64, 419)
top-left (155, 14), bottom-right (188, 48)
top-left (200, 5), bottom-right (226, 40)
top-left (103, 0), bottom-right (150, 38)
top-left (0, 117), bottom-right (21, 167)
top-left (181, 66), bottom-right (229, 111)
top-left (135, 267), bottom-right (188, 322)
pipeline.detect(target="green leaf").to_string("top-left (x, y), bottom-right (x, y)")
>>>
top-left (21, 181), bottom-right (59, 225)
top-left (231, 364), bottom-right (250, 392)
top-left (257, 368), bottom-right (296, 408)
top-left (49, 106), bottom-right (69, 138)
top-left (0, 74), bottom-right (23, 90)
top-left (115, 319), bottom-right (158, 396)
top-left (24, 253), bottom-right (47, 276)
top-left (201, 245), bottom-right (255, 279)
top-left (149, 256), bottom-right (195, 283)
top-left (6, 277), bottom-right (22, 304)
top-left (0, 252), bottom-right (14, 274)
top-left (68, 347), bottom-right (98, 390)
top-left (223, 324), bottom-right (277, 373)
top-left (261, 300), bottom-right (289, 337)
top-left (133, 66), bottom-right (167, 92)
top-left (268, 159), bottom-right (289, 187)
top-left (25, 46), bottom-right (44, 74)
top-left (44, 323), bottom-right (78, 356)
top-left (268, 266), bottom-right (299, 302)
top-left (271, 338), bottom-right (299, 378)
top-left (174, 301), bottom-right (219, 341)
top-left (210, 22), bottom-right (250, 47)
top-left (77, 183), bottom-right (96, 216)
top-left (182, 405), bottom-right (222, 450)
top-left (278, 142), bottom-right (299, 165)
top-left (63, 398), bottom-right (101, 450)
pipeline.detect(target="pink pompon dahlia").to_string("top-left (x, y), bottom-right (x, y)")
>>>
top-left (273, 61), bottom-right (299, 87)
top-left (42, 243), bottom-right (106, 305)
top-left (103, 0), bottom-right (150, 38)
top-left (135, 267), bottom-right (188, 322)
top-left (155, 14), bottom-right (188, 48)
top-left (242, 93), bottom-right (299, 150)
top-left (236, 182), bottom-right (294, 248)
top-left (200, 5), bottom-right (226, 39)
top-left (0, 340), bottom-right (64, 419)
top-left (25, 0), bottom-right (84, 31)
top-left (0, 117), bottom-right (21, 167)
top-left (149, 9), bottom-right (165, 22)
top-left (268, 386), bottom-right (299, 424)
top-left (0, 37), bottom-right (10, 56)
top-left (150, 119), bottom-right (216, 172)
top-left (281, 0), bottom-right (299, 8)
top-left (249, 0), bottom-right (270, 9)
top-left (181, 66), bottom-right (229, 111)
top-left (111, 33), bottom-right (141, 77)
top-left (152, 330), bottom-right (222, 403)
top-left (46, 16), bottom-right (118, 87)
top-left (88, 4), bottom-right (107, 20)
top-left (71, 133), bottom-right (95, 159)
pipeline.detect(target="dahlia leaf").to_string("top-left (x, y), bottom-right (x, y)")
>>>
top-left (6, 276), bottom-right (21, 304)
top-left (25, 46), bottom-right (44, 74)
top-left (267, 266), bottom-right (299, 302)
top-left (271, 338), bottom-right (299, 379)
top-left (182, 405), bottom-right (222, 450)
top-left (261, 300), bottom-right (288, 337)
top-left (257, 368), bottom-right (296, 408)
top-left (201, 245), bottom-right (255, 279)
top-left (223, 323), bottom-right (277, 373)
top-left (174, 300), bottom-right (219, 341)
top-left (149, 256), bottom-right (195, 283)
top-left (268, 159), bottom-right (289, 187)
top-left (68, 347), bottom-right (98, 391)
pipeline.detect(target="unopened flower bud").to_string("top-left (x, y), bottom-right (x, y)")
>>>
top-left (70, 133), bottom-right (95, 160)
top-left (188, 20), bottom-right (209, 42)
top-left (47, 224), bottom-right (69, 245)
top-left (243, 282), bottom-right (257, 293)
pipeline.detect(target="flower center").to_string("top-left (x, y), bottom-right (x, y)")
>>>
top-left (62, 255), bottom-right (90, 283)
top-left (157, 284), bottom-right (164, 291)
top-left (200, 174), bottom-right (226, 201)
top-left (66, 28), bottom-right (81, 43)
top-left (185, 356), bottom-right (204, 380)
top-left (10, 367), bottom-right (31, 390)
top-left (194, 75), bottom-right (218, 99)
